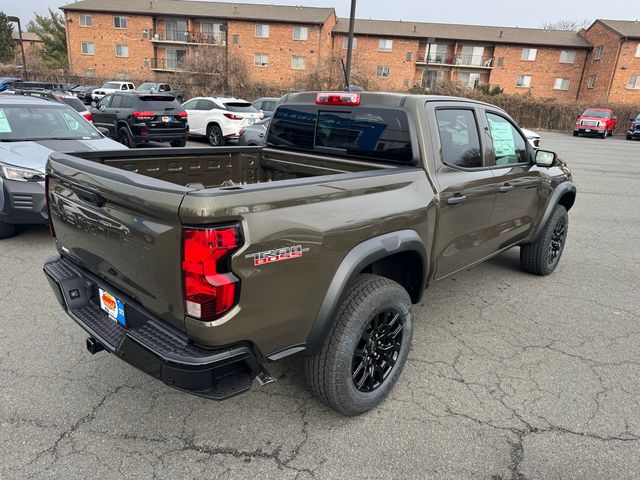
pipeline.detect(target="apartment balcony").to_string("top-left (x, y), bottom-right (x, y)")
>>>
top-left (416, 53), bottom-right (494, 69)
top-left (150, 29), bottom-right (226, 46)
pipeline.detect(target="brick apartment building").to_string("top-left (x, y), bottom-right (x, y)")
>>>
top-left (12, 31), bottom-right (44, 57)
top-left (60, 0), bottom-right (640, 104)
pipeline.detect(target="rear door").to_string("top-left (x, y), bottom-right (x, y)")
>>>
top-left (481, 109), bottom-right (543, 245)
top-left (92, 94), bottom-right (114, 134)
top-left (426, 103), bottom-right (497, 278)
top-left (47, 153), bottom-right (191, 331)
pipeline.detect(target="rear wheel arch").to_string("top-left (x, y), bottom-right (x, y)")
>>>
top-left (304, 230), bottom-right (427, 356)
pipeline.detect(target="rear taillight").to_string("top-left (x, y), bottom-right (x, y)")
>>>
top-left (178, 111), bottom-right (188, 118)
top-left (182, 224), bottom-right (242, 321)
top-left (316, 92), bottom-right (360, 105)
top-left (223, 113), bottom-right (243, 120)
top-left (44, 176), bottom-right (56, 238)
top-left (83, 112), bottom-right (93, 122)
top-left (133, 111), bottom-right (155, 119)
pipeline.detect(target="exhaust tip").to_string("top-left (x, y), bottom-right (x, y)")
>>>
top-left (86, 337), bottom-right (105, 355)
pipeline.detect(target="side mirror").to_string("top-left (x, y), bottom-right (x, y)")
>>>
top-left (99, 104), bottom-right (106, 112)
top-left (535, 150), bottom-right (556, 167)
top-left (97, 126), bottom-right (109, 136)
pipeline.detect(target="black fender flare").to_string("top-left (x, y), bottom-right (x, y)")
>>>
top-left (304, 229), bottom-right (427, 356)
top-left (529, 181), bottom-right (576, 242)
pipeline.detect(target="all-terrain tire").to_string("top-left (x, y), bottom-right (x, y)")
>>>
top-left (304, 274), bottom-right (413, 416)
top-left (0, 222), bottom-right (16, 239)
top-left (520, 205), bottom-right (568, 276)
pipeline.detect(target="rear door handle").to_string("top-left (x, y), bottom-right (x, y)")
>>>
top-left (499, 183), bottom-right (514, 193)
top-left (447, 194), bottom-right (467, 205)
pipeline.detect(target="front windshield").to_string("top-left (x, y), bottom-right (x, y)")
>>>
top-left (0, 105), bottom-right (101, 141)
top-left (102, 82), bottom-right (121, 89)
top-left (582, 109), bottom-right (610, 118)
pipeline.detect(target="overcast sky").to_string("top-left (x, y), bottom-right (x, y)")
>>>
top-left (3, 0), bottom-right (637, 28)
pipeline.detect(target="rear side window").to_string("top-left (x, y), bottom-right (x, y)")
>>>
top-left (111, 95), bottom-right (123, 108)
top-left (224, 102), bottom-right (259, 113)
top-left (435, 109), bottom-right (482, 168)
top-left (196, 99), bottom-right (215, 110)
top-left (267, 105), bottom-right (414, 163)
top-left (261, 100), bottom-right (276, 111)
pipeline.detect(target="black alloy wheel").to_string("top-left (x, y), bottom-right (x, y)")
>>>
top-left (548, 216), bottom-right (566, 267)
top-left (352, 309), bottom-right (404, 392)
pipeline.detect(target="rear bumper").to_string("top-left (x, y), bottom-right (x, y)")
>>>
top-left (43, 254), bottom-right (266, 400)
top-left (0, 179), bottom-right (47, 225)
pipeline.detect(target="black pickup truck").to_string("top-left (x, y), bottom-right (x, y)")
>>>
top-left (43, 92), bottom-right (576, 415)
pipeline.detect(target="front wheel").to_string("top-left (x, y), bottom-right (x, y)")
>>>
top-left (520, 205), bottom-right (568, 276)
top-left (573, 131), bottom-right (579, 137)
top-left (0, 221), bottom-right (16, 239)
top-left (600, 131), bottom-right (607, 139)
top-left (206, 124), bottom-right (224, 146)
top-left (627, 134), bottom-right (633, 141)
top-left (304, 274), bottom-right (413, 416)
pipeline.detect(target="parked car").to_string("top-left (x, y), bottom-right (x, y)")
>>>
top-left (12, 89), bottom-right (94, 122)
top-left (183, 96), bottom-right (262, 145)
top-left (626, 113), bottom-right (640, 141)
top-left (573, 108), bottom-right (617, 138)
top-left (238, 118), bottom-right (269, 146)
top-left (251, 97), bottom-right (279, 118)
top-left (521, 128), bottom-right (541, 148)
top-left (0, 95), bottom-right (125, 239)
top-left (72, 85), bottom-right (99, 105)
top-left (92, 81), bottom-right (136, 102)
top-left (91, 91), bottom-right (188, 147)
top-left (7, 80), bottom-right (77, 92)
top-left (137, 82), bottom-right (184, 102)
top-left (0, 77), bottom-right (20, 92)
top-left (44, 91), bottom-right (576, 416)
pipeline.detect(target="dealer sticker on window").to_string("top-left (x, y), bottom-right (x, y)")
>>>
top-left (99, 288), bottom-right (126, 326)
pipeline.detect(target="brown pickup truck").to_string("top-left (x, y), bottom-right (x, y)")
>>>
top-left (43, 92), bottom-right (576, 415)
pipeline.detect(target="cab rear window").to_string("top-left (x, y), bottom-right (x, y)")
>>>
top-left (267, 105), bottom-right (414, 164)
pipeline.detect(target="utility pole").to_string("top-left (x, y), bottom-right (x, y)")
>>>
top-left (8, 16), bottom-right (27, 78)
top-left (344, 0), bottom-right (356, 89)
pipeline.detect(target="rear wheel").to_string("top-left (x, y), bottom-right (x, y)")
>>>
top-left (170, 138), bottom-right (187, 147)
top-left (0, 222), bottom-right (16, 239)
top-left (117, 126), bottom-right (135, 148)
top-left (520, 205), bottom-right (568, 276)
top-left (206, 124), bottom-right (224, 146)
top-left (304, 274), bottom-right (413, 416)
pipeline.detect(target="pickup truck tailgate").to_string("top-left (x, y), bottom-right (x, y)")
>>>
top-left (46, 153), bottom-right (189, 331)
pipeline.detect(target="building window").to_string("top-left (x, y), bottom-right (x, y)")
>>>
top-left (116, 72), bottom-right (128, 80)
top-left (553, 78), bottom-right (570, 91)
top-left (497, 57), bottom-right (504, 67)
top-left (559, 50), bottom-right (576, 63)
top-left (291, 56), bottom-right (306, 70)
top-left (378, 39), bottom-right (393, 52)
top-left (113, 16), bottom-right (127, 29)
top-left (594, 46), bottom-right (603, 60)
top-left (232, 34), bottom-right (239, 45)
top-left (342, 36), bottom-right (357, 49)
top-left (635, 43), bottom-right (640, 58)
top-left (79, 14), bottom-right (92, 27)
top-left (254, 53), bottom-right (269, 67)
top-left (293, 26), bottom-right (308, 41)
top-left (255, 24), bottom-right (269, 38)
top-left (627, 75), bottom-right (640, 90)
top-left (521, 48), bottom-right (537, 61)
top-left (115, 44), bottom-right (129, 57)
top-left (403, 78), bottom-right (410, 87)
top-left (376, 65), bottom-right (390, 77)
top-left (81, 42), bottom-right (95, 55)
top-left (84, 69), bottom-right (96, 77)
top-left (143, 58), bottom-right (150, 68)
top-left (406, 51), bottom-right (413, 61)
top-left (587, 74), bottom-right (596, 89)
top-left (516, 75), bottom-right (532, 87)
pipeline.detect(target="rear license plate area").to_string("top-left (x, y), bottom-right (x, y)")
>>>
top-left (99, 288), bottom-right (126, 327)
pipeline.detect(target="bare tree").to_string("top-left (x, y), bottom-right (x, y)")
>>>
top-left (294, 52), bottom-right (379, 92)
top-left (542, 19), bottom-right (592, 32)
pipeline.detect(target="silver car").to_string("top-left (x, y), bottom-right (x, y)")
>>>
top-left (0, 95), bottom-right (126, 239)
top-left (237, 118), bottom-right (270, 146)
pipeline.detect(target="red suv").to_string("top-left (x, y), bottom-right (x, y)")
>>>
top-left (573, 108), bottom-right (617, 138)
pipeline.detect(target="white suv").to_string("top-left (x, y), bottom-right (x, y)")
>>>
top-left (92, 81), bottom-right (136, 102)
top-left (183, 97), bottom-right (262, 146)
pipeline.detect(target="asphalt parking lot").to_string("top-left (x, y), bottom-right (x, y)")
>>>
top-left (1, 132), bottom-right (639, 479)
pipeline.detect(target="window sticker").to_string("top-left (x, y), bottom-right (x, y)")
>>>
top-left (488, 117), bottom-right (515, 160)
top-left (0, 109), bottom-right (12, 133)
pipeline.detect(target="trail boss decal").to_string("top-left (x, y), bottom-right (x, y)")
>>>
top-left (246, 245), bottom-right (309, 266)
